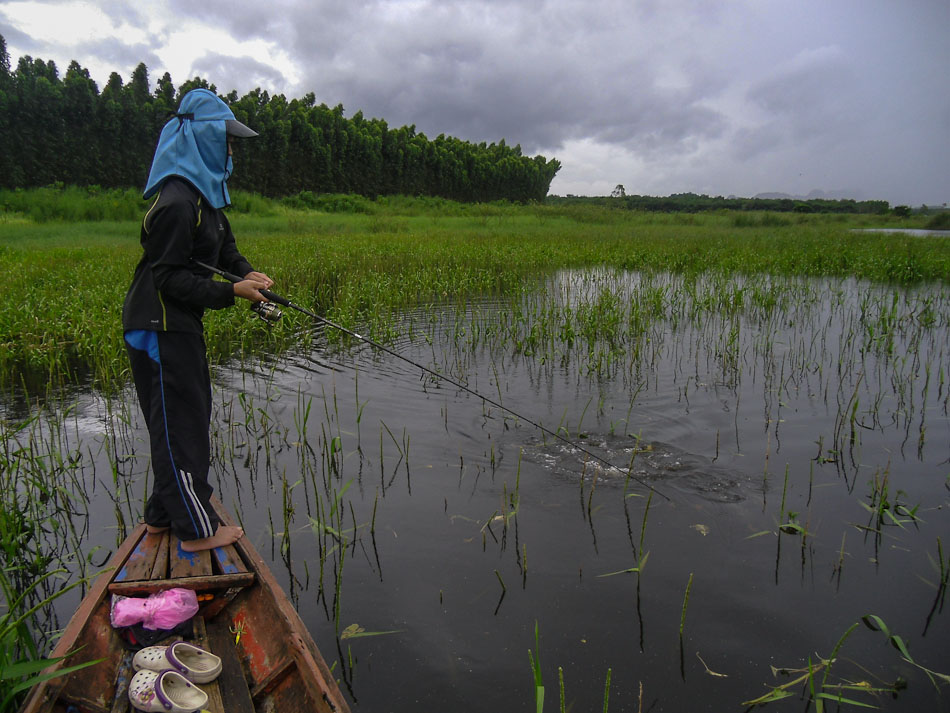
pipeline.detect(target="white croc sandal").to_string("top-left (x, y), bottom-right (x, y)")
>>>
top-left (132, 641), bottom-right (223, 683)
top-left (128, 669), bottom-right (208, 713)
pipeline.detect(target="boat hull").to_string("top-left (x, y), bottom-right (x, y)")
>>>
top-left (19, 498), bottom-right (350, 713)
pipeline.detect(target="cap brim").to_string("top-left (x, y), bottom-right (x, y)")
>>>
top-left (226, 119), bottom-right (258, 138)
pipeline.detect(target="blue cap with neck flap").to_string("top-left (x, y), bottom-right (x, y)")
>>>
top-left (143, 88), bottom-right (257, 209)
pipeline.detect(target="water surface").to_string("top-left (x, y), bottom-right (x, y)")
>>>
top-left (5, 270), bottom-right (949, 711)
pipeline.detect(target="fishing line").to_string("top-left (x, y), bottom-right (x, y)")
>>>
top-left (195, 260), bottom-right (670, 500)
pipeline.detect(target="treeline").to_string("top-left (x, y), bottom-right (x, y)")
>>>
top-left (548, 192), bottom-right (891, 214)
top-left (0, 35), bottom-right (560, 203)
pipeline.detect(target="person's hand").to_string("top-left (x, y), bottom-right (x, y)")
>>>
top-left (233, 278), bottom-right (268, 302)
top-left (243, 271), bottom-right (274, 289)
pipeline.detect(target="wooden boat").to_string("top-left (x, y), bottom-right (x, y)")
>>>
top-left (20, 497), bottom-right (351, 713)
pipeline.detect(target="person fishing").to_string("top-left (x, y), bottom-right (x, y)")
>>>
top-left (122, 88), bottom-right (273, 552)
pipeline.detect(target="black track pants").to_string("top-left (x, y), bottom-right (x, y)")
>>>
top-left (125, 330), bottom-right (219, 541)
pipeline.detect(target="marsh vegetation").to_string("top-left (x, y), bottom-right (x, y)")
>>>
top-left (1, 195), bottom-right (948, 710)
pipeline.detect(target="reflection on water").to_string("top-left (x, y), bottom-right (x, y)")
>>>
top-left (851, 228), bottom-right (950, 237)
top-left (3, 270), bottom-right (950, 712)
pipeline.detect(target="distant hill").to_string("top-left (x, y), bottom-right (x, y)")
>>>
top-left (547, 192), bottom-right (890, 214)
top-left (755, 189), bottom-right (865, 201)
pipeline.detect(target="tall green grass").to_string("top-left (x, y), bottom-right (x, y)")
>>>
top-left (1, 188), bottom-right (948, 391)
top-left (926, 211), bottom-right (950, 230)
top-left (0, 185), bottom-right (275, 224)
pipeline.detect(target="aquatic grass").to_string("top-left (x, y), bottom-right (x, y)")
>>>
top-left (860, 468), bottom-right (922, 538)
top-left (339, 623), bottom-right (403, 640)
top-left (601, 490), bottom-right (653, 577)
top-left (0, 567), bottom-right (103, 712)
top-left (678, 573), bottom-right (694, 638)
top-left (0, 410), bottom-right (95, 601)
top-left (741, 624), bottom-right (861, 708)
top-left (742, 614), bottom-right (950, 709)
top-left (558, 667), bottom-right (565, 713)
top-left (923, 537), bottom-right (948, 634)
top-left (861, 615), bottom-right (950, 690)
top-left (0, 402), bottom-right (122, 711)
top-left (602, 668), bottom-right (612, 713)
top-left (677, 572), bottom-right (695, 679)
top-left (1, 202), bottom-right (948, 390)
top-left (528, 621), bottom-right (544, 713)
top-left (528, 622), bottom-right (614, 713)
top-left (831, 532), bottom-right (848, 590)
top-left (929, 536), bottom-right (948, 596)
top-left (217, 376), bottom-right (382, 661)
top-left (307, 477), bottom-right (361, 631)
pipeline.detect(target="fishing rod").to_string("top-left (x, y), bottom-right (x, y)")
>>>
top-left (195, 259), bottom-right (670, 500)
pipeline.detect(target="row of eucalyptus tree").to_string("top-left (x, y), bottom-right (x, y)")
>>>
top-left (0, 36), bottom-right (560, 202)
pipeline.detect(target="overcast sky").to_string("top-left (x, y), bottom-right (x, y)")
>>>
top-left (2, 0), bottom-right (948, 205)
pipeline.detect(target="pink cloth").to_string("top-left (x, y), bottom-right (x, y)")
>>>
top-left (110, 588), bottom-right (199, 630)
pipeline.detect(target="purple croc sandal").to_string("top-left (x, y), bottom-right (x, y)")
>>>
top-left (128, 669), bottom-right (208, 713)
top-left (132, 641), bottom-right (222, 683)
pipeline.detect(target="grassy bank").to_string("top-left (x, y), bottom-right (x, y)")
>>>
top-left (1, 192), bottom-right (948, 393)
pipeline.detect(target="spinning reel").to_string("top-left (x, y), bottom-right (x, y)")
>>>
top-left (251, 301), bottom-right (282, 323)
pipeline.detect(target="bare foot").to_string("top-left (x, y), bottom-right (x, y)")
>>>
top-left (180, 525), bottom-right (244, 552)
top-left (146, 524), bottom-right (169, 534)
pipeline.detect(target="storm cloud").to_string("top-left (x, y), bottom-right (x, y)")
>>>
top-left (2, 0), bottom-right (948, 204)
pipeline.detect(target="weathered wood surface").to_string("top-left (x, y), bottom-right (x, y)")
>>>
top-left (169, 534), bottom-right (213, 578)
top-left (191, 615), bottom-right (226, 713)
top-left (107, 571), bottom-right (255, 596)
top-left (206, 616), bottom-right (257, 713)
top-left (215, 503), bottom-right (349, 713)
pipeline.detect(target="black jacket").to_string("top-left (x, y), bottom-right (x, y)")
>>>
top-left (122, 178), bottom-right (254, 333)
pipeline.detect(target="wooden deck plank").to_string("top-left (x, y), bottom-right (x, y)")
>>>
top-left (191, 616), bottom-right (226, 713)
top-left (107, 651), bottom-right (134, 713)
top-left (107, 571), bottom-right (255, 596)
top-left (113, 531), bottom-right (161, 583)
top-left (169, 534), bottom-right (213, 578)
top-left (212, 542), bottom-right (249, 575)
top-left (149, 532), bottom-right (170, 580)
top-left (206, 615), bottom-right (257, 713)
